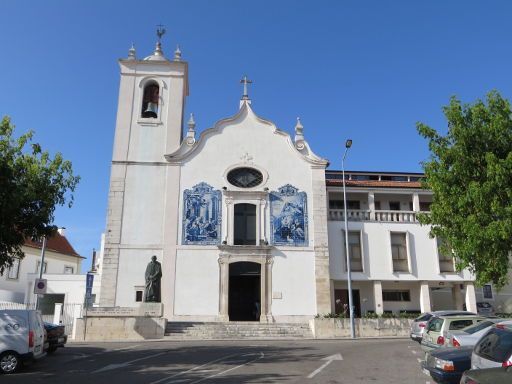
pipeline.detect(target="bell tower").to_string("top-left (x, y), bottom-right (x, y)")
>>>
top-left (112, 27), bottom-right (188, 162)
top-left (100, 29), bottom-right (188, 307)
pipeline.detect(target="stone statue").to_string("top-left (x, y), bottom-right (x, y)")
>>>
top-left (144, 255), bottom-right (162, 302)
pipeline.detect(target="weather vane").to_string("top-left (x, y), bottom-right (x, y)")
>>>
top-left (156, 24), bottom-right (166, 42)
top-left (240, 75), bottom-right (253, 100)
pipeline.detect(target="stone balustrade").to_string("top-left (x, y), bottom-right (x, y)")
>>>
top-left (329, 209), bottom-right (420, 222)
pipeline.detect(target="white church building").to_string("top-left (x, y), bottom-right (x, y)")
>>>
top-left (98, 35), bottom-right (505, 325)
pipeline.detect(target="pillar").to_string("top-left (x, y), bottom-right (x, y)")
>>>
top-left (412, 193), bottom-right (420, 212)
top-left (373, 280), bottom-right (383, 315)
top-left (465, 282), bottom-right (477, 313)
top-left (260, 258), bottom-right (273, 323)
top-left (218, 257), bottom-right (229, 321)
top-left (368, 192), bottom-right (375, 221)
top-left (420, 282), bottom-right (432, 313)
top-left (452, 284), bottom-right (464, 310)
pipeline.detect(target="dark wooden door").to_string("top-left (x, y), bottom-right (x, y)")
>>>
top-left (334, 289), bottom-right (361, 318)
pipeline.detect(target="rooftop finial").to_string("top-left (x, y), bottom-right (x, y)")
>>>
top-left (153, 24), bottom-right (166, 57)
top-left (185, 113), bottom-right (196, 145)
top-left (156, 24), bottom-right (166, 42)
top-left (174, 45), bottom-right (182, 61)
top-left (187, 113), bottom-right (196, 131)
top-left (240, 75), bottom-right (252, 101)
top-left (127, 43), bottom-right (136, 60)
top-left (294, 117), bottom-right (305, 150)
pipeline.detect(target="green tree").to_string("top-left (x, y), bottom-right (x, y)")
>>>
top-left (417, 91), bottom-right (512, 288)
top-left (0, 116), bottom-right (80, 273)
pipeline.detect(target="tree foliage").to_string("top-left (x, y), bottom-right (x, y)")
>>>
top-left (0, 116), bottom-right (80, 273)
top-left (417, 91), bottom-right (512, 288)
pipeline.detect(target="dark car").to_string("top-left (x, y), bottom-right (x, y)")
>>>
top-left (460, 366), bottom-right (512, 383)
top-left (421, 346), bottom-right (473, 384)
top-left (43, 322), bottom-right (67, 354)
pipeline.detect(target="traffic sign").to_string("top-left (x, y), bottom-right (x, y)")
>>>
top-left (34, 278), bottom-right (47, 294)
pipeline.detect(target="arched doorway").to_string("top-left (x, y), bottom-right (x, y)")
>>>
top-left (234, 203), bottom-right (256, 245)
top-left (228, 262), bottom-right (261, 321)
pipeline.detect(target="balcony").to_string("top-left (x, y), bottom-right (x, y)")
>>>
top-left (329, 209), bottom-right (421, 223)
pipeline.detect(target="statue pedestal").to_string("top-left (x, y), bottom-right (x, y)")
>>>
top-left (75, 303), bottom-right (166, 341)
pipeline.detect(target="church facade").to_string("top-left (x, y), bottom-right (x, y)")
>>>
top-left (100, 37), bottom-right (494, 323)
top-left (99, 39), bottom-right (331, 323)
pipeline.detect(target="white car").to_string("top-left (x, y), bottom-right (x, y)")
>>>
top-left (0, 310), bottom-right (46, 374)
top-left (472, 321), bottom-right (512, 369)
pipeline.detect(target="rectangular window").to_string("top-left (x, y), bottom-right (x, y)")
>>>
top-left (135, 290), bottom-right (143, 302)
top-left (344, 231), bottom-right (363, 272)
top-left (483, 284), bottom-right (493, 299)
top-left (329, 200), bottom-right (361, 210)
top-left (63, 266), bottom-right (74, 274)
top-left (7, 258), bottom-right (20, 280)
top-left (391, 232), bottom-right (409, 272)
top-left (382, 290), bottom-right (411, 302)
top-left (374, 201), bottom-right (381, 210)
top-left (437, 237), bottom-right (455, 273)
top-left (389, 201), bottom-right (401, 211)
top-left (35, 261), bottom-right (47, 274)
top-left (420, 202), bottom-right (432, 211)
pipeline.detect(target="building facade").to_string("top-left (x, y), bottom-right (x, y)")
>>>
top-left (99, 38), bottom-right (510, 322)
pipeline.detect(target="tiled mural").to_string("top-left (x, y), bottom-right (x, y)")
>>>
top-left (182, 182), bottom-right (222, 245)
top-left (270, 184), bottom-right (308, 246)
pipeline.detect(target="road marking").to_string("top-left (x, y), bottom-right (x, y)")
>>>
top-left (411, 350), bottom-right (417, 355)
top-left (417, 358), bottom-right (422, 363)
top-left (189, 352), bottom-right (265, 384)
top-left (307, 354), bottom-right (343, 379)
top-left (73, 344), bottom-right (140, 360)
top-left (92, 351), bottom-right (167, 373)
top-left (149, 353), bottom-right (242, 384)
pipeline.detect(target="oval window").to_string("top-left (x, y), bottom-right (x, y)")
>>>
top-left (227, 167), bottom-right (263, 188)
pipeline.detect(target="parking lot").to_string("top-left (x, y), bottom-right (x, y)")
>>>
top-left (3, 338), bottom-right (432, 383)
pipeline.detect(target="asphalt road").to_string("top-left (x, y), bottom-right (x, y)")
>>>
top-left (5, 338), bottom-right (432, 383)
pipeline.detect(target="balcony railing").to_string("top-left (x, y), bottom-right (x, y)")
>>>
top-left (329, 209), bottom-right (420, 223)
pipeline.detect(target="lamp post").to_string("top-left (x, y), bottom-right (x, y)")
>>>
top-left (342, 139), bottom-right (356, 339)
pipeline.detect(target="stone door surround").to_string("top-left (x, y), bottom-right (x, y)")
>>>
top-left (218, 245), bottom-right (273, 323)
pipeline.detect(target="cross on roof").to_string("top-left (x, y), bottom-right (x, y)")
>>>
top-left (240, 75), bottom-right (253, 100)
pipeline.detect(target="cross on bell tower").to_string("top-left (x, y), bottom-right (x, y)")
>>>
top-left (240, 75), bottom-right (252, 100)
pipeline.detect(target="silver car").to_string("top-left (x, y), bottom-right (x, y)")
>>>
top-left (472, 322), bottom-right (512, 369)
top-left (447, 318), bottom-right (505, 347)
top-left (410, 310), bottom-right (475, 343)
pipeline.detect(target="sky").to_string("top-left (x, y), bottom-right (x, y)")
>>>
top-left (1, 1), bottom-right (511, 271)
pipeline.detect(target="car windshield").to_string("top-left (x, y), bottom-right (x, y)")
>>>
top-left (475, 328), bottom-right (512, 362)
top-left (463, 321), bottom-right (494, 335)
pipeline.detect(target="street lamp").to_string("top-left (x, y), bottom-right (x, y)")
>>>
top-left (342, 139), bottom-right (356, 339)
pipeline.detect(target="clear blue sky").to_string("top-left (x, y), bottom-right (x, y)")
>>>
top-left (1, 1), bottom-right (511, 270)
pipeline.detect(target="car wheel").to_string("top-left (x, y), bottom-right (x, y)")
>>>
top-left (47, 347), bottom-right (57, 354)
top-left (0, 352), bottom-right (21, 374)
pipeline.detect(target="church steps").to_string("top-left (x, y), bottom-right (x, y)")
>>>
top-left (164, 321), bottom-right (313, 340)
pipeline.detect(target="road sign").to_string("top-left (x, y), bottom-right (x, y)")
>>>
top-left (34, 278), bottom-right (47, 294)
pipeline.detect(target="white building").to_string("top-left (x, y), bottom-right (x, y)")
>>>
top-left (0, 229), bottom-right (84, 305)
top-left (99, 37), bottom-right (511, 323)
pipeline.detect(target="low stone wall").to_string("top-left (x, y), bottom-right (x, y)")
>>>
top-left (310, 318), bottom-right (414, 338)
top-left (74, 303), bottom-right (166, 341)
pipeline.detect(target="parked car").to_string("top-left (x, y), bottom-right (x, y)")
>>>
top-left (421, 314), bottom-right (486, 353)
top-left (0, 309), bottom-right (46, 374)
top-left (43, 322), bottom-right (67, 354)
top-left (447, 318), bottom-right (506, 348)
top-left (476, 302), bottom-right (495, 316)
top-left (410, 310), bottom-right (476, 343)
top-left (472, 322), bottom-right (512, 369)
top-left (421, 346), bottom-right (473, 384)
top-left (460, 366), bottom-right (512, 383)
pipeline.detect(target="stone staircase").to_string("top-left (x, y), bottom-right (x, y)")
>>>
top-left (164, 321), bottom-right (313, 340)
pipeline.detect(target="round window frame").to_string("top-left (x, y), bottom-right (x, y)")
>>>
top-left (223, 164), bottom-right (268, 190)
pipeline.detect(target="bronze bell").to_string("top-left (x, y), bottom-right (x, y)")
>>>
top-left (142, 102), bottom-right (158, 118)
